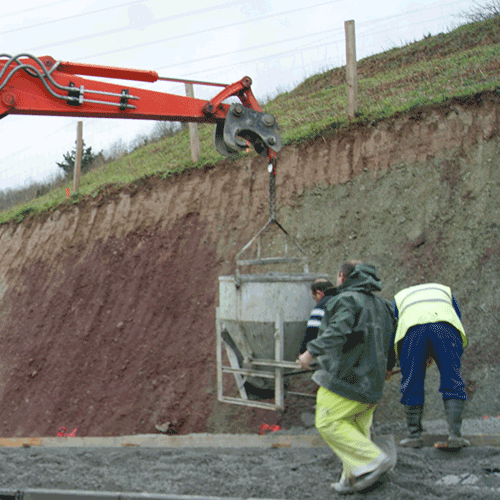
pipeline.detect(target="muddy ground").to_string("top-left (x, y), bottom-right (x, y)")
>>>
top-left (0, 440), bottom-right (499, 499)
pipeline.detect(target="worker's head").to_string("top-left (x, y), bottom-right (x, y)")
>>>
top-left (311, 278), bottom-right (334, 303)
top-left (336, 260), bottom-right (362, 286)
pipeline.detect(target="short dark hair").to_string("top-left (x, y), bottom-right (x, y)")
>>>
top-left (311, 279), bottom-right (334, 293)
top-left (339, 260), bottom-right (362, 277)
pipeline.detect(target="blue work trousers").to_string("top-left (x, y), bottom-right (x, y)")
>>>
top-left (399, 322), bottom-right (468, 406)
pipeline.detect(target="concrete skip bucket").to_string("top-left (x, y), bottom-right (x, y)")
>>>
top-left (216, 272), bottom-right (324, 411)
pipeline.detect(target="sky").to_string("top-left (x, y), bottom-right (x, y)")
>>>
top-left (0, 0), bottom-right (481, 191)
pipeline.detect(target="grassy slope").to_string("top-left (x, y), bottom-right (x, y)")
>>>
top-left (1, 17), bottom-right (500, 224)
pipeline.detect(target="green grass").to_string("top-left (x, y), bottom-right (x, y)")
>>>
top-left (1, 17), bottom-right (500, 225)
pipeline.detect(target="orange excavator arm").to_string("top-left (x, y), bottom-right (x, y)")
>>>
top-left (0, 54), bottom-right (282, 157)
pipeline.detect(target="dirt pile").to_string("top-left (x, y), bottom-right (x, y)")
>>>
top-left (0, 90), bottom-right (499, 437)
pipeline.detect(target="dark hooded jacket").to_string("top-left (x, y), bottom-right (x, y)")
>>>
top-left (306, 263), bottom-right (396, 404)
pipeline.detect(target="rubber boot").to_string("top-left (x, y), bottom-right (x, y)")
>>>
top-left (443, 399), bottom-right (470, 448)
top-left (399, 404), bottom-right (424, 448)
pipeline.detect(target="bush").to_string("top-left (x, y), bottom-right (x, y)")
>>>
top-left (0, 174), bottom-right (65, 212)
top-left (459, 0), bottom-right (500, 22)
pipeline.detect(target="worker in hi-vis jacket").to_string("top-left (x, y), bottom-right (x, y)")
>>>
top-left (392, 283), bottom-right (469, 449)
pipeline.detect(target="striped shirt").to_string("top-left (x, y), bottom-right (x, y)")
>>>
top-left (299, 294), bottom-right (332, 354)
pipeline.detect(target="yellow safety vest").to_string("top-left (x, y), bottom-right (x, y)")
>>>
top-left (394, 283), bottom-right (467, 350)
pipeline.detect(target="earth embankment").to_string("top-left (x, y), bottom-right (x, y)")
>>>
top-left (0, 90), bottom-right (499, 437)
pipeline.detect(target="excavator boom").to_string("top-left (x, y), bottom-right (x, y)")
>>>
top-left (0, 54), bottom-right (282, 157)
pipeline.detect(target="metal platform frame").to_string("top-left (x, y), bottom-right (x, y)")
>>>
top-left (216, 309), bottom-right (307, 411)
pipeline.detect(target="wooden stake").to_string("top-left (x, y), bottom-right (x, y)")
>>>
top-left (345, 20), bottom-right (358, 120)
top-left (73, 121), bottom-right (83, 194)
top-left (185, 83), bottom-right (201, 162)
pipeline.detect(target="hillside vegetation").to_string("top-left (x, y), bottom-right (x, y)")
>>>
top-left (1, 16), bottom-right (499, 225)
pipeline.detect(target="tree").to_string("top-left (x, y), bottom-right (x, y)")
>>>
top-left (56, 140), bottom-right (102, 177)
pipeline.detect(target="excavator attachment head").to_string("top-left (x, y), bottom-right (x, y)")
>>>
top-left (214, 103), bottom-right (282, 157)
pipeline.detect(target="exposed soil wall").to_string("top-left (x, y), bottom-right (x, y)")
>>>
top-left (0, 90), bottom-right (499, 437)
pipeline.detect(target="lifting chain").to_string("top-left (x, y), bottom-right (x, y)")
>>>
top-left (268, 154), bottom-right (277, 221)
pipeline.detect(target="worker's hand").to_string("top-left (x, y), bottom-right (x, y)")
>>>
top-left (297, 350), bottom-right (314, 370)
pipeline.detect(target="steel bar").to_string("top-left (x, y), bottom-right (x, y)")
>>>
top-left (158, 76), bottom-right (228, 87)
top-left (218, 396), bottom-right (280, 411)
top-left (236, 257), bottom-right (303, 266)
top-left (249, 359), bottom-right (301, 370)
top-left (220, 366), bottom-right (275, 379)
top-left (0, 488), bottom-right (285, 500)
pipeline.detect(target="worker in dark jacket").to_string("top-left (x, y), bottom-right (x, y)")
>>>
top-left (299, 278), bottom-right (335, 354)
top-left (298, 261), bottom-right (396, 494)
top-left (393, 283), bottom-right (469, 449)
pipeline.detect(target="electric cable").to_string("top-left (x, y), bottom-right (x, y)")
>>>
top-left (1, 0), bottom-right (148, 35)
top-left (1, 0), bottom-right (73, 18)
top-left (40, 0), bottom-right (462, 62)
top-left (70, 0), bottom-right (342, 61)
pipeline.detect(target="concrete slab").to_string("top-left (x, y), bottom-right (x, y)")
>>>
top-left (0, 433), bottom-right (498, 448)
top-left (0, 437), bottom-right (41, 447)
top-left (0, 433), bottom-right (328, 448)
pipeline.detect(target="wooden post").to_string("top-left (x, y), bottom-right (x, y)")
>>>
top-left (184, 83), bottom-right (201, 162)
top-left (345, 20), bottom-right (358, 120)
top-left (73, 121), bottom-right (83, 194)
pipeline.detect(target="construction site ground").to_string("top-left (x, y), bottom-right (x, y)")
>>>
top-left (1, 418), bottom-right (500, 500)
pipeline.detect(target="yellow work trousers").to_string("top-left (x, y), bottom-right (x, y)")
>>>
top-left (315, 386), bottom-right (385, 480)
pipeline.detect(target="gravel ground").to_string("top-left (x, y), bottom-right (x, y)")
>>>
top-left (423, 417), bottom-right (500, 435)
top-left (281, 413), bottom-right (500, 437)
top-left (1, 418), bottom-right (500, 500)
top-left (372, 416), bottom-right (500, 437)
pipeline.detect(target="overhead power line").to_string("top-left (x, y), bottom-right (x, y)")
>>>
top-left (28, 0), bottom-right (461, 69)
top-left (1, 0), bottom-right (259, 36)
top-left (159, 9), bottom-right (467, 88)
top-left (20, 0), bottom-right (462, 76)
top-left (20, 0), bottom-right (282, 55)
top-left (0, 0), bottom-right (146, 35)
top-left (1, 0), bottom-right (73, 18)
top-left (155, 27), bottom-right (342, 72)
top-left (0, 121), bottom-right (77, 159)
top-left (74, 0), bottom-right (341, 61)
top-left (22, 0), bottom-right (254, 55)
